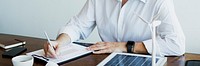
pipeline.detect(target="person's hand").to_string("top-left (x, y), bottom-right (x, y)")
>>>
top-left (43, 41), bottom-right (60, 58)
top-left (43, 33), bottom-right (71, 58)
top-left (87, 42), bottom-right (127, 54)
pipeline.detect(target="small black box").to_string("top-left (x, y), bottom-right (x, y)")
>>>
top-left (185, 60), bottom-right (200, 66)
top-left (2, 47), bottom-right (27, 58)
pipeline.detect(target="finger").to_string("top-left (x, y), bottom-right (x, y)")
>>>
top-left (87, 44), bottom-right (96, 50)
top-left (87, 43), bottom-right (98, 50)
top-left (87, 42), bottom-right (107, 50)
top-left (89, 44), bottom-right (107, 51)
top-left (96, 42), bottom-right (105, 44)
top-left (94, 42), bottom-right (107, 47)
top-left (55, 45), bottom-right (60, 55)
top-left (93, 48), bottom-right (112, 54)
top-left (47, 45), bottom-right (57, 58)
top-left (49, 41), bottom-right (60, 56)
top-left (46, 52), bottom-right (54, 58)
top-left (43, 42), bottom-right (49, 57)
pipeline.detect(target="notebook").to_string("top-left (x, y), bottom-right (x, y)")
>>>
top-left (97, 52), bottom-right (167, 66)
top-left (26, 42), bottom-right (93, 64)
top-left (0, 39), bottom-right (26, 49)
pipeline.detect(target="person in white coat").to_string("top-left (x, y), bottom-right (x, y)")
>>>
top-left (44, 0), bottom-right (185, 58)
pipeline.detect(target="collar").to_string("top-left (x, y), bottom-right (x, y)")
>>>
top-left (117, 0), bottom-right (147, 3)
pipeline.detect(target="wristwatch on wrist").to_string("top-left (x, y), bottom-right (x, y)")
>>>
top-left (126, 41), bottom-right (135, 53)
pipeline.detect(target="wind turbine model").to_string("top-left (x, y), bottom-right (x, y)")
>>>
top-left (137, 14), bottom-right (161, 66)
top-left (151, 20), bottom-right (161, 66)
top-left (115, 1), bottom-right (162, 65)
top-left (137, 17), bottom-right (162, 66)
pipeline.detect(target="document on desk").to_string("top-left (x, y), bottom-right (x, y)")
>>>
top-left (98, 52), bottom-right (167, 66)
top-left (26, 42), bottom-right (93, 64)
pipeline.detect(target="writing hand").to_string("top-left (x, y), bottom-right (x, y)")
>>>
top-left (43, 41), bottom-right (60, 58)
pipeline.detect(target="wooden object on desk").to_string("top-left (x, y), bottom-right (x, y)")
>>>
top-left (0, 39), bottom-right (26, 49)
top-left (1, 33), bottom-right (200, 66)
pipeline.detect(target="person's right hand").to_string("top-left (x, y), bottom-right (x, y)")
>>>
top-left (43, 33), bottom-right (71, 58)
top-left (43, 41), bottom-right (60, 58)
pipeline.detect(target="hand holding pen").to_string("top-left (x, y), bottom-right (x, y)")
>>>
top-left (43, 31), bottom-right (60, 58)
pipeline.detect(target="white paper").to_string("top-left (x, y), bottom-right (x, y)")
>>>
top-left (26, 43), bottom-right (92, 64)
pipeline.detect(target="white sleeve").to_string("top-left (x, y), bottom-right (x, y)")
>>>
top-left (143, 0), bottom-right (185, 56)
top-left (59, 0), bottom-right (96, 42)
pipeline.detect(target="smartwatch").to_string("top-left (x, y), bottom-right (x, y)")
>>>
top-left (126, 41), bottom-right (135, 53)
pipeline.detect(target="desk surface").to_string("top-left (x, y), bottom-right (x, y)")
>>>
top-left (0, 33), bottom-right (200, 66)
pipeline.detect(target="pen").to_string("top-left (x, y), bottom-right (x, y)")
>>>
top-left (44, 31), bottom-right (57, 56)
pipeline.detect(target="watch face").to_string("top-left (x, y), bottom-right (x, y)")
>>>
top-left (126, 41), bottom-right (135, 53)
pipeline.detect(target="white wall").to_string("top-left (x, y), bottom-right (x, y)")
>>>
top-left (0, 0), bottom-right (199, 54)
top-left (173, 0), bottom-right (200, 54)
top-left (0, 0), bottom-right (89, 39)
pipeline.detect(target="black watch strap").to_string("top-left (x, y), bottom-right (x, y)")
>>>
top-left (126, 41), bottom-right (135, 53)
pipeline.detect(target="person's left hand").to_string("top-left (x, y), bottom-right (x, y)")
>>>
top-left (87, 42), bottom-right (127, 54)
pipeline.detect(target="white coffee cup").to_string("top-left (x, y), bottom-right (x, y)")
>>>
top-left (12, 55), bottom-right (34, 66)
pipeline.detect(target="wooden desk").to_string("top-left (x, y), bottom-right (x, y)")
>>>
top-left (0, 33), bottom-right (200, 66)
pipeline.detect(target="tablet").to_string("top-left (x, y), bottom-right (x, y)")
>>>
top-left (97, 52), bottom-right (167, 66)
